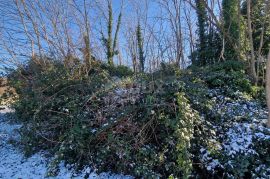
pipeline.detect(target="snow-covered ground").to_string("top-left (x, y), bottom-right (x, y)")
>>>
top-left (0, 107), bottom-right (133, 179)
top-left (198, 90), bottom-right (270, 177)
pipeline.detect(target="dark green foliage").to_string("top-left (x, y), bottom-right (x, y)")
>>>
top-left (194, 1), bottom-right (222, 65)
top-left (211, 60), bottom-right (246, 72)
top-left (195, 0), bottom-right (208, 65)
top-left (203, 61), bottom-right (252, 94)
top-left (241, 0), bottom-right (270, 56)
top-left (101, 64), bottom-right (133, 77)
top-left (137, 23), bottom-right (145, 73)
top-left (187, 61), bottom-right (252, 95)
top-left (205, 71), bottom-right (251, 92)
top-left (250, 86), bottom-right (266, 105)
top-left (222, 0), bottom-right (240, 59)
top-left (206, 31), bottom-right (223, 64)
top-left (8, 58), bottom-right (202, 178)
top-left (153, 62), bottom-right (181, 77)
top-left (7, 56), bottom-right (268, 178)
top-left (181, 65), bottom-right (270, 178)
top-left (8, 58), bottom-right (109, 154)
top-left (46, 75), bottom-right (199, 178)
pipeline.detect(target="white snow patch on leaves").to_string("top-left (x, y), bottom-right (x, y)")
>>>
top-left (199, 90), bottom-right (270, 176)
top-left (223, 123), bottom-right (257, 157)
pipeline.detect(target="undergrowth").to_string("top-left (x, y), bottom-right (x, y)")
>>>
top-left (3, 59), bottom-right (269, 178)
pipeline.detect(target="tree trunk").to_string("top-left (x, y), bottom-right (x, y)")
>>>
top-left (266, 50), bottom-right (270, 128)
top-left (247, 0), bottom-right (258, 85)
top-left (83, 0), bottom-right (91, 73)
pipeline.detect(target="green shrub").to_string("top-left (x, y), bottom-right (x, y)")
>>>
top-left (7, 57), bottom-right (267, 178)
top-left (203, 69), bottom-right (252, 94)
top-left (160, 62), bottom-right (181, 76)
top-left (250, 86), bottom-right (266, 104)
top-left (211, 60), bottom-right (246, 72)
top-left (8, 58), bottom-right (109, 150)
top-left (51, 79), bottom-right (199, 178)
top-left (8, 58), bottom-right (202, 178)
top-left (101, 64), bottom-right (133, 77)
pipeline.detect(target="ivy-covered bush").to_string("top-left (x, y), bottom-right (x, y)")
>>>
top-left (48, 78), bottom-right (201, 178)
top-left (7, 58), bottom-right (110, 154)
top-left (6, 57), bottom-right (269, 178)
top-left (186, 61), bottom-right (254, 97)
top-left (178, 64), bottom-right (270, 178)
top-left (153, 62), bottom-right (181, 78)
top-left (203, 70), bottom-right (252, 94)
top-left (6, 58), bottom-right (204, 178)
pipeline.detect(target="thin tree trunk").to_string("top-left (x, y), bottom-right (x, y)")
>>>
top-left (247, 0), bottom-right (258, 85)
top-left (83, 0), bottom-right (91, 72)
top-left (237, 0), bottom-right (241, 58)
top-left (266, 50), bottom-right (270, 127)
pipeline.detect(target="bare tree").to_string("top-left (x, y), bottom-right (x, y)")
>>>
top-left (124, 23), bottom-right (138, 73)
top-left (0, 0), bottom-right (99, 70)
top-left (158, 0), bottom-right (185, 68)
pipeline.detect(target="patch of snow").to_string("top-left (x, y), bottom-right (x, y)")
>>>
top-left (200, 147), bottom-right (223, 171)
top-left (0, 107), bottom-right (133, 179)
top-left (223, 123), bottom-right (257, 157)
top-left (199, 90), bottom-right (270, 176)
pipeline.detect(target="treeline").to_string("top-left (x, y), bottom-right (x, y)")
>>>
top-left (0, 0), bottom-right (268, 75)
top-left (194, 0), bottom-right (270, 85)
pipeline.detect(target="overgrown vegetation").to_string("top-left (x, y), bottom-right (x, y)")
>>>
top-left (3, 58), bottom-right (269, 178)
top-left (1, 0), bottom-right (270, 178)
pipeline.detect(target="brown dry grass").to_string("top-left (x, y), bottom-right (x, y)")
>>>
top-left (0, 77), bottom-right (17, 105)
top-left (0, 77), bottom-right (8, 95)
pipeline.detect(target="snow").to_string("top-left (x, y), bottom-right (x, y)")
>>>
top-left (199, 90), bottom-right (270, 176)
top-left (223, 123), bottom-right (257, 156)
top-left (206, 159), bottom-right (221, 171)
top-left (0, 107), bottom-right (133, 179)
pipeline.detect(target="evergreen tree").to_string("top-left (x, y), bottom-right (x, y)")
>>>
top-left (195, 0), bottom-right (208, 66)
top-left (222, 0), bottom-right (240, 59)
top-left (208, 30), bottom-right (223, 64)
top-left (194, 0), bottom-right (222, 65)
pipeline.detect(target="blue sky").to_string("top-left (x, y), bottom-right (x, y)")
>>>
top-left (0, 0), bottom-right (212, 72)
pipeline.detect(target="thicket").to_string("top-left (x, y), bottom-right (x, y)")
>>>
top-left (1, 0), bottom-right (269, 177)
top-left (5, 58), bottom-right (199, 177)
top-left (4, 56), bottom-right (267, 178)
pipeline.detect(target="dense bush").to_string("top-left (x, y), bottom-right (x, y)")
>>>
top-left (6, 58), bottom-right (204, 178)
top-left (100, 64), bottom-right (133, 77)
top-left (211, 60), bottom-right (246, 72)
top-left (187, 61), bottom-right (256, 98)
top-left (204, 70), bottom-right (252, 92)
top-left (48, 77), bottom-right (201, 178)
top-left (181, 67), bottom-right (270, 178)
top-left (7, 58), bottom-right (110, 153)
top-left (6, 58), bottom-right (269, 178)
top-left (152, 62), bottom-right (181, 78)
